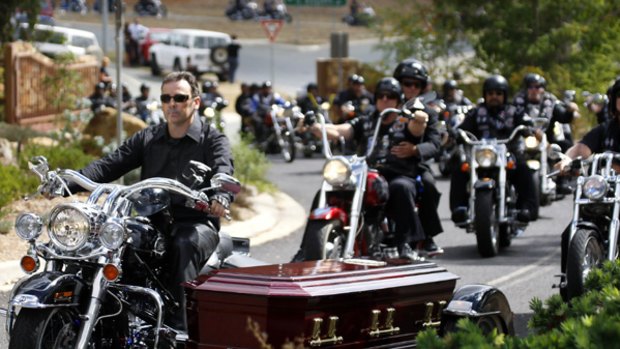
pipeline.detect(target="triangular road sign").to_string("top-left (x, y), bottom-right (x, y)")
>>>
top-left (260, 19), bottom-right (284, 42)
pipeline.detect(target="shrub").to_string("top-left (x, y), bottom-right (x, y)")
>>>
top-left (18, 142), bottom-right (95, 171)
top-left (0, 164), bottom-right (39, 209)
top-left (232, 135), bottom-right (274, 192)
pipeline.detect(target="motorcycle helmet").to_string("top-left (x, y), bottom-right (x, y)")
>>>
top-left (140, 83), bottom-right (150, 92)
top-left (348, 74), bottom-right (365, 85)
top-left (392, 58), bottom-right (429, 89)
top-left (609, 77), bottom-right (620, 117)
top-left (202, 80), bottom-right (217, 92)
top-left (443, 79), bottom-right (458, 95)
top-left (523, 73), bottom-right (546, 89)
top-left (306, 82), bottom-right (318, 92)
top-left (374, 77), bottom-right (402, 103)
top-left (262, 80), bottom-right (272, 89)
top-left (482, 74), bottom-right (509, 101)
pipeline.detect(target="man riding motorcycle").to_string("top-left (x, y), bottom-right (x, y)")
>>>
top-left (307, 77), bottom-right (431, 259)
top-left (556, 77), bottom-right (620, 284)
top-left (513, 73), bottom-right (579, 195)
top-left (442, 79), bottom-right (473, 107)
top-left (450, 74), bottom-right (537, 226)
top-left (332, 74), bottom-right (374, 123)
top-left (393, 59), bottom-right (444, 256)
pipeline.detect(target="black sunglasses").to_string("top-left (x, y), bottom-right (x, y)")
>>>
top-left (377, 92), bottom-right (399, 100)
top-left (160, 94), bottom-right (191, 103)
top-left (401, 80), bottom-right (422, 88)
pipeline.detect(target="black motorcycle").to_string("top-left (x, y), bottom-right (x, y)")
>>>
top-left (1, 157), bottom-right (263, 348)
top-left (134, 0), bottom-right (167, 17)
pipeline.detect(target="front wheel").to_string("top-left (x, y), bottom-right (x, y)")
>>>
top-left (531, 170), bottom-right (541, 219)
top-left (295, 220), bottom-right (344, 261)
top-left (474, 189), bottom-right (500, 257)
top-left (280, 130), bottom-right (296, 163)
top-left (9, 308), bottom-right (79, 349)
top-left (566, 228), bottom-right (604, 300)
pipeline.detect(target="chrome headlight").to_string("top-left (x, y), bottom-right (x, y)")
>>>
top-left (48, 204), bottom-right (96, 252)
top-left (323, 157), bottom-right (351, 186)
top-left (99, 219), bottom-right (126, 251)
top-left (475, 147), bottom-right (497, 168)
top-left (15, 213), bottom-right (43, 241)
top-left (582, 175), bottom-right (608, 200)
top-left (524, 136), bottom-right (539, 150)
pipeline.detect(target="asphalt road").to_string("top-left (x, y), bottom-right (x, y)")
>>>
top-left (253, 156), bottom-right (569, 338)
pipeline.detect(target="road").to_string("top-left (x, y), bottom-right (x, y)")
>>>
top-left (253, 156), bottom-right (568, 337)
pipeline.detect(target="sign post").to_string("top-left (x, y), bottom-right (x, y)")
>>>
top-left (260, 19), bottom-right (284, 84)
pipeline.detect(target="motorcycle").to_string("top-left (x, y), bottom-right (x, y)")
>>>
top-left (292, 106), bottom-right (418, 261)
top-left (134, 0), bottom-right (167, 17)
top-left (253, 103), bottom-right (297, 163)
top-left (557, 152), bottom-right (620, 300)
top-left (454, 126), bottom-right (530, 257)
top-left (436, 102), bottom-right (472, 177)
top-left (522, 117), bottom-right (563, 216)
top-left (60, 0), bottom-right (88, 14)
top-left (225, 1), bottom-right (260, 20)
top-left (1, 156), bottom-right (261, 348)
top-left (201, 96), bottom-right (228, 133)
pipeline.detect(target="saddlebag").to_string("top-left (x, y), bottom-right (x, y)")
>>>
top-left (184, 259), bottom-right (458, 348)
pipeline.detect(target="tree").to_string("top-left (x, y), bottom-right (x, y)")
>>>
top-left (0, 0), bottom-right (40, 45)
top-left (375, 0), bottom-right (620, 94)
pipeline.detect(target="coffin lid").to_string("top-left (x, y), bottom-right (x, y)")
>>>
top-left (187, 259), bottom-right (459, 297)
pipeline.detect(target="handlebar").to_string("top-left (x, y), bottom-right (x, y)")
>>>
top-left (457, 124), bottom-right (529, 145)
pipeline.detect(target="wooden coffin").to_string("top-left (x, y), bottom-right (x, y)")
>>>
top-left (184, 259), bottom-right (459, 349)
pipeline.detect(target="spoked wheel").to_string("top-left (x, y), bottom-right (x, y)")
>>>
top-left (296, 220), bottom-right (344, 261)
top-left (9, 308), bottom-right (79, 349)
top-left (280, 130), bottom-right (296, 163)
top-left (474, 190), bottom-right (500, 257)
top-left (566, 228), bottom-right (604, 300)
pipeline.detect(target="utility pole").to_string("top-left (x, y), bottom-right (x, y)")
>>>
top-left (115, 0), bottom-right (124, 184)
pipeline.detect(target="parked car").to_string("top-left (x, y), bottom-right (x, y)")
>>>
top-left (148, 28), bottom-right (230, 81)
top-left (17, 23), bottom-right (103, 63)
top-left (138, 27), bottom-right (171, 65)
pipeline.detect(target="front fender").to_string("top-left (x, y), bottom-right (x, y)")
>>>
top-left (442, 284), bottom-right (514, 335)
top-left (474, 179), bottom-right (496, 191)
top-left (10, 271), bottom-right (87, 309)
top-left (309, 207), bottom-right (349, 225)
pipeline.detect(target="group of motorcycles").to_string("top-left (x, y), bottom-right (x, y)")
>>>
top-left (225, 1), bottom-right (293, 23)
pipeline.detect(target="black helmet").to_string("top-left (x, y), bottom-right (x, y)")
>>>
top-left (374, 77), bottom-right (402, 103)
top-left (262, 80), bottom-right (272, 89)
top-left (523, 73), bottom-right (546, 89)
top-left (482, 74), bottom-right (509, 99)
top-left (202, 80), bottom-right (217, 92)
top-left (348, 74), bottom-right (365, 85)
top-left (443, 79), bottom-right (458, 95)
top-left (140, 83), bottom-right (150, 92)
top-left (609, 78), bottom-right (620, 116)
top-left (393, 58), bottom-right (429, 88)
top-left (306, 82), bottom-right (318, 92)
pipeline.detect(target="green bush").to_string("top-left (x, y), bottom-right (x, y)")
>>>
top-left (232, 135), bottom-right (274, 192)
top-left (0, 164), bottom-right (39, 209)
top-left (18, 143), bottom-right (95, 171)
top-left (418, 260), bottom-right (620, 349)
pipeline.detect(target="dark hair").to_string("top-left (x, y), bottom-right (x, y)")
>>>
top-left (161, 71), bottom-right (200, 98)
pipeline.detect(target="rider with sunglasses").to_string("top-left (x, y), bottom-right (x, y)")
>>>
top-left (392, 58), bottom-right (444, 257)
top-left (450, 74), bottom-right (537, 227)
top-left (69, 71), bottom-right (234, 332)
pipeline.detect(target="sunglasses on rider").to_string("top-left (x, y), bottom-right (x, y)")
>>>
top-left (528, 85), bottom-right (543, 90)
top-left (376, 92), bottom-right (399, 100)
top-left (401, 80), bottom-right (423, 89)
top-left (160, 94), bottom-right (191, 103)
top-left (486, 90), bottom-right (504, 96)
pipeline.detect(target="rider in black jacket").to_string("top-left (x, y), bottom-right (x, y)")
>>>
top-left (450, 75), bottom-right (537, 226)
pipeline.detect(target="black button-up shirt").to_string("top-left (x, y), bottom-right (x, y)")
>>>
top-left (76, 116), bottom-right (234, 227)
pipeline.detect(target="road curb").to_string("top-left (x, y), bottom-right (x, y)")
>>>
top-left (0, 190), bottom-right (306, 291)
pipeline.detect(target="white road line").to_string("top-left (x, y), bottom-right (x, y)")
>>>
top-left (486, 247), bottom-right (561, 287)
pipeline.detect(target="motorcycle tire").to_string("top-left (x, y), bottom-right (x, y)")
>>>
top-left (281, 130), bottom-right (296, 163)
top-left (298, 219), bottom-right (344, 260)
top-left (474, 190), bottom-right (500, 257)
top-left (530, 171), bottom-right (541, 220)
top-left (437, 154), bottom-right (451, 177)
top-left (9, 308), bottom-right (80, 348)
top-left (566, 228), bottom-right (604, 300)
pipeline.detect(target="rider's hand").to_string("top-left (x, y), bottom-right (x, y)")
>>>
top-left (409, 110), bottom-right (429, 137)
top-left (208, 200), bottom-right (228, 217)
top-left (554, 156), bottom-right (572, 175)
top-left (391, 141), bottom-right (417, 158)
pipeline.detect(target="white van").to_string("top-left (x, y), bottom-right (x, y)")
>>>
top-left (18, 23), bottom-right (104, 62)
top-left (148, 28), bottom-right (231, 81)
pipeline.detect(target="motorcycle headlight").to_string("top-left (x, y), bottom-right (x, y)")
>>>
top-left (524, 136), bottom-right (539, 150)
top-left (582, 175), bottom-right (608, 200)
top-left (48, 204), bottom-right (95, 252)
top-left (475, 147), bottom-right (497, 168)
top-left (99, 219), bottom-right (126, 251)
top-left (323, 157), bottom-right (351, 186)
top-left (15, 213), bottom-right (43, 241)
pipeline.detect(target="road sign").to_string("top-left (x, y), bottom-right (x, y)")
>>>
top-left (260, 19), bottom-right (284, 42)
top-left (285, 0), bottom-right (346, 6)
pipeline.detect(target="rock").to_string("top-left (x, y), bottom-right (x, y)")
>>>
top-left (82, 107), bottom-right (147, 143)
top-left (0, 138), bottom-right (16, 166)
